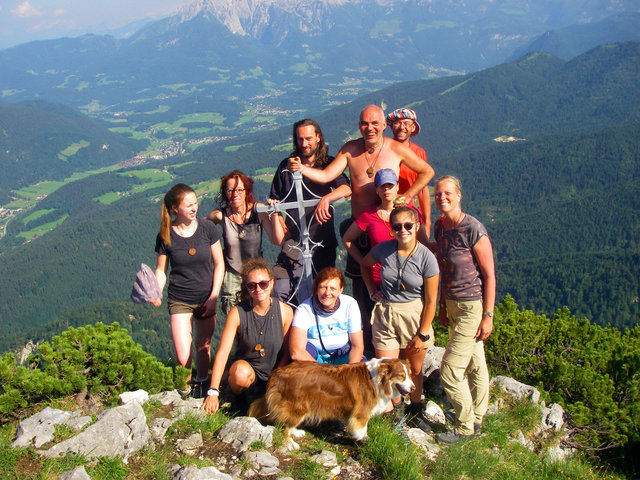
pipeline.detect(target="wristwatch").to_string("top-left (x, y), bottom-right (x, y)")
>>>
top-left (207, 388), bottom-right (219, 397)
top-left (416, 331), bottom-right (430, 342)
top-left (483, 311), bottom-right (494, 317)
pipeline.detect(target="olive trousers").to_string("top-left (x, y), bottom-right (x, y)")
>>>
top-left (440, 299), bottom-right (489, 436)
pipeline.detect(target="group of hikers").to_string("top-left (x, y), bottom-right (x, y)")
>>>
top-left (148, 105), bottom-right (496, 445)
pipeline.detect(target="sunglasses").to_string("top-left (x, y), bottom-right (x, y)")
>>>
top-left (247, 280), bottom-right (271, 291)
top-left (226, 188), bottom-right (245, 194)
top-left (392, 222), bottom-right (415, 232)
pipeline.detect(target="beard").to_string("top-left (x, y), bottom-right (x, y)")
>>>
top-left (298, 145), bottom-right (318, 159)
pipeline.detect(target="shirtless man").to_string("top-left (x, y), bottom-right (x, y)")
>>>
top-left (289, 105), bottom-right (434, 355)
top-left (289, 105), bottom-right (433, 217)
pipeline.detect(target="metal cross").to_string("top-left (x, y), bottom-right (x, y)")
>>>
top-left (256, 170), bottom-right (343, 305)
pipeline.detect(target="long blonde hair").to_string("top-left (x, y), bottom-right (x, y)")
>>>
top-left (159, 183), bottom-right (196, 246)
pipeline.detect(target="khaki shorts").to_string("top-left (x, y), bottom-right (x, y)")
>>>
top-left (371, 297), bottom-right (435, 351)
top-left (168, 299), bottom-right (205, 318)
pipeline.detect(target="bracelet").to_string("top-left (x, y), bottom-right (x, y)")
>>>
top-left (206, 388), bottom-right (219, 397)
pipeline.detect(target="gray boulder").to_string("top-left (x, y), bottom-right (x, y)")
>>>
top-left (119, 389), bottom-right (149, 405)
top-left (490, 376), bottom-right (541, 404)
top-left (13, 407), bottom-right (74, 449)
top-left (177, 432), bottom-right (204, 456)
top-left (40, 401), bottom-right (150, 460)
top-left (58, 465), bottom-right (91, 480)
top-left (422, 346), bottom-right (445, 377)
top-left (170, 463), bottom-right (236, 480)
top-left (544, 403), bottom-right (565, 430)
top-left (243, 450), bottom-right (281, 477)
top-left (218, 417), bottom-right (274, 453)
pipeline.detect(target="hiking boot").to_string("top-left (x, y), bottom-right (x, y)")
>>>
top-left (404, 402), bottom-right (432, 433)
top-left (436, 429), bottom-right (472, 444)
top-left (191, 377), bottom-right (210, 399)
top-left (474, 422), bottom-right (482, 435)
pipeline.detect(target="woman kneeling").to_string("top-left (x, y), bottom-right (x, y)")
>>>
top-left (202, 258), bottom-right (293, 415)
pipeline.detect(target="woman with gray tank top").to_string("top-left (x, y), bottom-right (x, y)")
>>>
top-left (208, 170), bottom-right (286, 314)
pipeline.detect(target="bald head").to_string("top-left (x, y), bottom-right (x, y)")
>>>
top-left (359, 105), bottom-right (387, 147)
top-left (360, 105), bottom-right (385, 123)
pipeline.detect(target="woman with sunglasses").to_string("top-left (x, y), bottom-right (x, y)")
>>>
top-left (360, 206), bottom-right (439, 432)
top-left (153, 183), bottom-right (225, 397)
top-left (431, 176), bottom-right (495, 444)
top-left (202, 258), bottom-right (293, 415)
top-left (289, 267), bottom-right (364, 365)
top-left (342, 169), bottom-right (428, 352)
top-left (208, 170), bottom-right (285, 315)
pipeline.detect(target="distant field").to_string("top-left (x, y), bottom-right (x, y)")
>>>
top-left (17, 214), bottom-right (69, 240)
top-left (58, 140), bottom-right (90, 161)
top-left (22, 209), bottom-right (55, 225)
top-left (94, 169), bottom-right (175, 205)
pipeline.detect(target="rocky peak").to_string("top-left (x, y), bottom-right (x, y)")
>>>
top-left (175, 0), bottom-right (356, 37)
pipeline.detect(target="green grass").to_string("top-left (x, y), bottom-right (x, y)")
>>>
top-left (57, 140), bottom-right (90, 161)
top-left (87, 457), bottom-right (128, 480)
top-left (361, 415), bottom-right (427, 480)
top-left (426, 399), bottom-right (625, 480)
top-left (22, 209), bottom-right (55, 225)
top-left (17, 214), bottom-right (69, 240)
top-left (0, 397), bottom-right (628, 480)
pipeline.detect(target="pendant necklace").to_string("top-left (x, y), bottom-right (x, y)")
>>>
top-left (395, 240), bottom-right (419, 291)
top-left (252, 300), bottom-right (272, 358)
top-left (378, 207), bottom-right (394, 237)
top-left (231, 208), bottom-right (247, 239)
top-left (174, 222), bottom-right (198, 256)
top-left (365, 138), bottom-right (384, 178)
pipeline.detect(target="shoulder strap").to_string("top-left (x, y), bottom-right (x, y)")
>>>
top-left (312, 304), bottom-right (336, 357)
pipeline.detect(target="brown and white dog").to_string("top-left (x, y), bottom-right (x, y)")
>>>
top-left (248, 358), bottom-right (415, 442)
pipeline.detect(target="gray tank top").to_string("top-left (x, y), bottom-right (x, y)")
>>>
top-left (221, 207), bottom-right (263, 274)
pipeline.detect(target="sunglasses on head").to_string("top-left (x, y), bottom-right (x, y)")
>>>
top-left (392, 222), bottom-right (415, 232)
top-left (247, 280), bottom-right (270, 291)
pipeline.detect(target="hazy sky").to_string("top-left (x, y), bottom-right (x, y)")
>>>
top-left (0, 0), bottom-right (186, 49)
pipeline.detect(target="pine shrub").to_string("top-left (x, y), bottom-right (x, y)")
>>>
top-left (0, 322), bottom-right (177, 416)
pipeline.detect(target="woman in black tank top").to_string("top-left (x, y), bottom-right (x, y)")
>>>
top-left (202, 258), bottom-right (293, 415)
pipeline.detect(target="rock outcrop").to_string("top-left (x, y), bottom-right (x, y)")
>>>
top-left (11, 357), bottom-right (574, 479)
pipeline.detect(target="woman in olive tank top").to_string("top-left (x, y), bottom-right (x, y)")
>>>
top-left (202, 258), bottom-right (293, 415)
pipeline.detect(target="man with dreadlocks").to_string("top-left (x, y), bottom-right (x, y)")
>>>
top-left (269, 119), bottom-right (352, 305)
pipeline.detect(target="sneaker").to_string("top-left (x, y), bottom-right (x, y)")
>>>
top-left (474, 422), bottom-right (482, 435)
top-left (436, 429), bottom-right (472, 444)
top-left (404, 403), bottom-right (432, 433)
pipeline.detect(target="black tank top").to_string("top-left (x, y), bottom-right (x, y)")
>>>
top-left (234, 299), bottom-right (284, 382)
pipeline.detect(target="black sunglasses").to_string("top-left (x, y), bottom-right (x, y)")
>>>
top-left (247, 280), bottom-right (270, 291)
top-left (392, 222), bottom-right (415, 232)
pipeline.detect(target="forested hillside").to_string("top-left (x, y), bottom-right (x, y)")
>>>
top-left (0, 101), bottom-right (146, 203)
top-left (440, 123), bottom-right (640, 328)
top-left (0, 43), bottom-right (638, 354)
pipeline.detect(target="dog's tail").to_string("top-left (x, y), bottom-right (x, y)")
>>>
top-left (247, 397), bottom-right (270, 421)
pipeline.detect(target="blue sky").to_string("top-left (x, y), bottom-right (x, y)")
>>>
top-left (0, 0), bottom-right (184, 49)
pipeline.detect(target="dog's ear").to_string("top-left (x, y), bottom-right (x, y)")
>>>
top-left (377, 361), bottom-right (395, 397)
